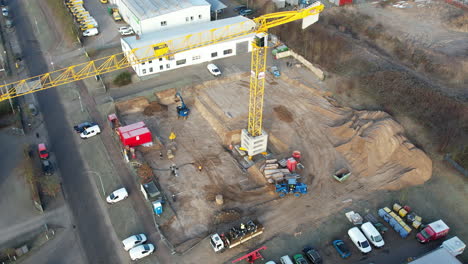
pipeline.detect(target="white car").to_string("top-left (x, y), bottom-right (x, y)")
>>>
top-left (122, 234), bottom-right (147, 251)
top-left (2, 7), bottom-right (8, 17)
top-left (361, 222), bottom-right (385, 248)
top-left (118, 26), bottom-right (134, 36)
top-left (80, 125), bottom-right (101, 139)
top-left (83, 28), bottom-right (99, 37)
top-left (129, 244), bottom-right (155, 260)
top-left (106, 188), bottom-right (128, 204)
top-left (207, 63), bottom-right (221, 76)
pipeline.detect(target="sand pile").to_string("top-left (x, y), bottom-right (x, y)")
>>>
top-left (330, 110), bottom-right (432, 190)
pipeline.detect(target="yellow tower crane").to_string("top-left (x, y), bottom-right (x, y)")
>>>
top-left (0, 2), bottom-right (324, 155)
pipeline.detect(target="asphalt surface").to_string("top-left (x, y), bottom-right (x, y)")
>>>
top-left (12, 0), bottom-right (122, 263)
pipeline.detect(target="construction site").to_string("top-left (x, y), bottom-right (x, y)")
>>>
top-left (114, 60), bottom-right (433, 248)
top-left (0, 0), bottom-right (466, 263)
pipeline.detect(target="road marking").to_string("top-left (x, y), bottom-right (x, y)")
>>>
top-left (34, 17), bottom-right (40, 34)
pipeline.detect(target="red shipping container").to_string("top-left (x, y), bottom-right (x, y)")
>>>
top-left (120, 127), bottom-right (152, 147)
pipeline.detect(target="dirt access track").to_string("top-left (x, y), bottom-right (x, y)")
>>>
top-left (115, 68), bottom-right (432, 255)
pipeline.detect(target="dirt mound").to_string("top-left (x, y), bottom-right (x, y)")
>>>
top-left (273, 105), bottom-right (294, 123)
top-left (137, 163), bottom-right (154, 183)
top-left (447, 14), bottom-right (468, 32)
top-left (143, 101), bottom-right (168, 116)
top-left (330, 110), bottom-right (432, 190)
top-left (115, 97), bottom-right (149, 115)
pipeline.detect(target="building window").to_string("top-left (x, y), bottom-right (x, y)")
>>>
top-left (176, 59), bottom-right (186, 65)
top-left (149, 67), bottom-right (153, 72)
top-left (142, 69), bottom-right (146, 74)
top-left (142, 62), bottom-right (145, 65)
top-left (160, 65), bottom-right (163, 70)
top-left (159, 58), bottom-right (163, 61)
top-left (199, 14), bottom-right (202, 19)
top-left (192, 55), bottom-right (201, 60)
top-left (186, 17), bottom-right (189, 22)
top-left (166, 64), bottom-right (170, 69)
top-left (223, 49), bottom-right (233, 55)
top-left (211, 52), bottom-right (217, 58)
top-left (161, 21), bottom-right (167, 26)
top-left (149, 60), bottom-right (152, 64)
top-left (190, 16), bottom-right (194, 21)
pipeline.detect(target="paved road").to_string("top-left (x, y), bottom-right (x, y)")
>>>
top-left (13, 0), bottom-right (123, 263)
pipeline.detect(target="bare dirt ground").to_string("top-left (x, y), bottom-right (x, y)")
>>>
top-left (117, 67), bottom-right (432, 258)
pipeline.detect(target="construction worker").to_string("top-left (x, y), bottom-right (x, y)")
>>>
top-left (240, 223), bottom-right (245, 231)
top-left (198, 165), bottom-right (203, 172)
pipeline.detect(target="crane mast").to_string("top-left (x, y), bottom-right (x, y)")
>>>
top-left (242, 2), bottom-right (324, 156)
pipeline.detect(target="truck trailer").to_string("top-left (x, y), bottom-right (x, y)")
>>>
top-left (210, 220), bottom-right (264, 253)
top-left (409, 237), bottom-right (465, 264)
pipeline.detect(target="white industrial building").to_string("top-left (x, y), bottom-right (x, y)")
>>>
top-left (111, 0), bottom-right (212, 35)
top-left (121, 16), bottom-right (256, 77)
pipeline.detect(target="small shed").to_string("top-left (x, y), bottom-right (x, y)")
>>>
top-left (117, 121), bottom-right (152, 147)
top-left (330, 0), bottom-right (353, 6)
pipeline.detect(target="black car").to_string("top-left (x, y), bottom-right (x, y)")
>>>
top-left (74, 121), bottom-right (96, 133)
top-left (303, 246), bottom-right (322, 264)
top-left (41, 160), bottom-right (54, 175)
top-left (233, 5), bottom-right (247, 12)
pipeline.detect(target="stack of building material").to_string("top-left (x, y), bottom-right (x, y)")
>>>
top-left (263, 159), bottom-right (291, 183)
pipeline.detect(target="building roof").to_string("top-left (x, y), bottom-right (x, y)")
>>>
top-left (409, 248), bottom-right (462, 264)
top-left (204, 0), bottom-right (227, 11)
top-left (123, 16), bottom-right (256, 59)
top-left (122, 0), bottom-right (210, 20)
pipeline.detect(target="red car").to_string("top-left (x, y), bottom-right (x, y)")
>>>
top-left (38, 143), bottom-right (49, 159)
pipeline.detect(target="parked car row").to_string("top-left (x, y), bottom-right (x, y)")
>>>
top-left (74, 121), bottom-right (101, 139)
top-left (107, 188), bottom-right (155, 260)
top-left (266, 246), bottom-right (322, 264)
top-left (122, 233), bottom-right (155, 260)
top-left (66, 0), bottom-right (99, 37)
top-left (268, 218), bottom-right (386, 263)
top-left (37, 143), bottom-right (54, 176)
top-left (1, 3), bottom-right (13, 28)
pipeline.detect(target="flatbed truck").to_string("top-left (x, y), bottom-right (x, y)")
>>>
top-left (210, 220), bottom-right (264, 253)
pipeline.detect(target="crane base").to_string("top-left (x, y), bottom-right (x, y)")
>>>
top-left (241, 129), bottom-right (268, 157)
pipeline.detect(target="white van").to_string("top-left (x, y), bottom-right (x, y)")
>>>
top-left (361, 222), bottom-right (385, 248)
top-left (80, 125), bottom-right (101, 138)
top-left (279, 255), bottom-right (293, 264)
top-left (348, 227), bottom-right (372, 253)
